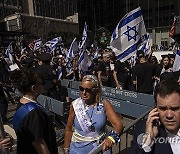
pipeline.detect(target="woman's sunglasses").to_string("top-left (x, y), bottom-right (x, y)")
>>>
top-left (79, 86), bottom-right (93, 93)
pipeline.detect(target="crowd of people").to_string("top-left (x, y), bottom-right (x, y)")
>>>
top-left (0, 41), bottom-right (180, 154)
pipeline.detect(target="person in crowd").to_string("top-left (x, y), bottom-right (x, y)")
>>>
top-left (50, 80), bottom-right (70, 103)
top-left (149, 56), bottom-right (158, 65)
top-left (11, 70), bottom-right (58, 154)
top-left (36, 53), bottom-right (57, 96)
top-left (155, 55), bottom-right (171, 81)
top-left (129, 80), bottom-right (180, 154)
top-left (113, 59), bottom-right (131, 90)
top-left (168, 54), bottom-right (175, 68)
top-left (56, 55), bottom-right (67, 80)
top-left (64, 75), bottom-right (124, 154)
top-left (132, 50), bottom-right (156, 94)
top-left (72, 54), bottom-right (79, 81)
top-left (98, 51), bottom-right (112, 87)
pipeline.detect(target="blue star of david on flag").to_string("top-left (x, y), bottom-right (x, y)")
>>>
top-left (110, 7), bottom-right (148, 62)
top-left (124, 25), bottom-right (138, 41)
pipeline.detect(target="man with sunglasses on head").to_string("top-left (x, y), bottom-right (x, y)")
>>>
top-left (64, 75), bottom-right (124, 154)
top-left (129, 80), bottom-right (180, 154)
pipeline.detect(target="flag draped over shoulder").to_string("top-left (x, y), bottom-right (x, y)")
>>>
top-left (78, 50), bottom-right (93, 74)
top-left (110, 7), bottom-right (148, 62)
top-left (173, 50), bottom-right (180, 72)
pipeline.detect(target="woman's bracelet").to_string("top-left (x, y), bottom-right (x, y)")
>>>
top-left (107, 136), bottom-right (115, 144)
top-left (108, 130), bottom-right (120, 144)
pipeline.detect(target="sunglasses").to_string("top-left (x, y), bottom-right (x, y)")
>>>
top-left (79, 86), bottom-right (93, 93)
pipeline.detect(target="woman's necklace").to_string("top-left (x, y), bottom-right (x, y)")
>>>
top-left (85, 104), bottom-right (95, 132)
top-left (22, 96), bottom-right (37, 103)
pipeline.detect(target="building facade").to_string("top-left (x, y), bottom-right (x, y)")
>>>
top-left (0, 0), bottom-right (78, 45)
top-left (78, 0), bottom-right (180, 47)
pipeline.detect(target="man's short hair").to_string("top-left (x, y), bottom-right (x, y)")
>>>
top-left (136, 50), bottom-right (145, 58)
top-left (103, 52), bottom-right (111, 58)
top-left (154, 80), bottom-right (180, 103)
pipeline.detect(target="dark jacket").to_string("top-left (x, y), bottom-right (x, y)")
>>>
top-left (128, 119), bottom-right (173, 154)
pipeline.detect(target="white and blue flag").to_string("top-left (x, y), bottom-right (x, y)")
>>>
top-left (44, 37), bottom-right (62, 52)
top-left (5, 43), bottom-right (13, 64)
top-left (157, 44), bottom-right (163, 51)
top-left (34, 38), bottom-right (42, 51)
top-left (78, 51), bottom-right (93, 74)
top-left (173, 50), bottom-right (180, 72)
top-left (67, 37), bottom-right (78, 59)
top-left (66, 60), bottom-right (73, 74)
top-left (61, 47), bottom-right (69, 63)
top-left (21, 46), bottom-right (27, 55)
top-left (57, 67), bottom-right (62, 80)
top-left (110, 7), bottom-right (148, 62)
top-left (79, 22), bottom-right (87, 50)
top-left (138, 33), bottom-right (151, 55)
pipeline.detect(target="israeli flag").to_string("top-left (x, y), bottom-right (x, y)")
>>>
top-left (173, 50), bottom-right (180, 72)
top-left (5, 43), bottom-right (13, 64)
top-left (66, 60), bottom-right (73, 74)
top-left (130, 54), bottom-right (137, 68)
top-left (78, 50), bottom-right (93, 74)
top-left (34, 38), bottom-right (42, 51)
top-left (44, 37), bottom-right (62, 52)
top-left (138, 33), bottom-right (151, 55)
top-left (67, 37), bottom-right (78, 59)
top-left (79, 22), bottom-right (87, 49)
top-left (93, 49), bottom-right (99, 59)
top-left (61, 47), bottom-right (69, 63)
top-left (57, 67), bottom-right (62, 80)
top-left (157, 44), bottom-right (163, 51)
top-left (110, 7), bottom-right (148, 62)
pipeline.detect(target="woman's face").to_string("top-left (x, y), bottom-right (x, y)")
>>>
top-left (80, 80), bottom-right (96, 102)
top-left (163, 57), bottom-right (169, 66)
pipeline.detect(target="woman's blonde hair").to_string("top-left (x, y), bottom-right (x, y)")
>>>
top-left (82, 75), bottom-right (102, 103)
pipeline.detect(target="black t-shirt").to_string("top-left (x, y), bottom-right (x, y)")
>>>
top-left (98, 61), bottom-right (111, 77)
top-left (36, 64), bottom-right (56, 91)
top-left (132, 62), bottom-right (155, 93)
top-left (98, 61), bottom-right (112, 86)
top-left (114, 61), bottom-right (130, 82)
top-left (16, 103), bottom-right (58, 154)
